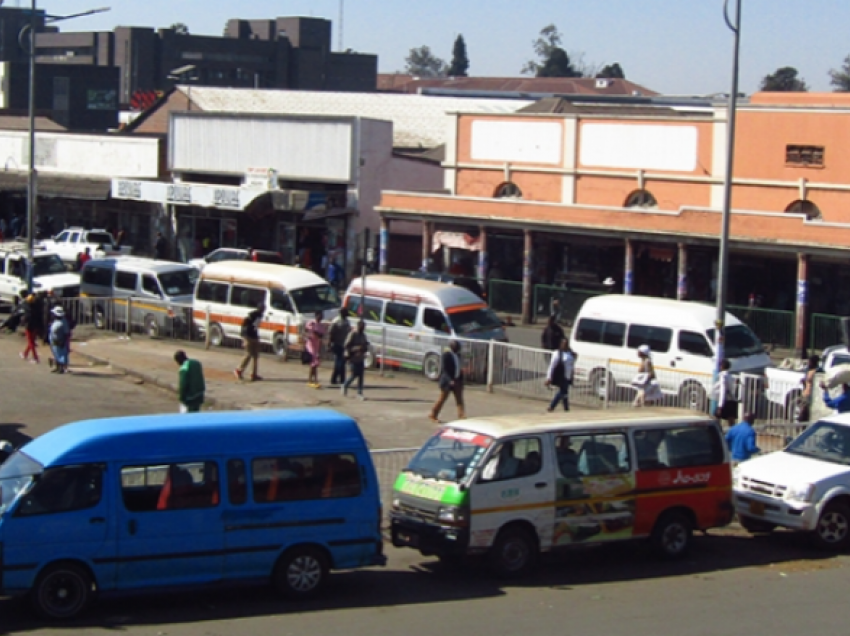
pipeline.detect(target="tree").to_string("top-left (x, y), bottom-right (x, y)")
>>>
top-left (404, 45), bottom-right (447, 78)
top-left (760, 67), bottom-right (808, 92)
top-left (829, 55), bottom-right (850, 92)
top-left (597, 62), bottom-right (625, 79)
top-left (521, 24), bottom-right (581, 78)
top-left (447, 34), bottom-right (469, 77)
top-left (170, 22), bottom-right (190, 35)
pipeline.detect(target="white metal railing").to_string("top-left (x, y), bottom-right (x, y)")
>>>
top-left (370, 447), bottom-right (418, 521)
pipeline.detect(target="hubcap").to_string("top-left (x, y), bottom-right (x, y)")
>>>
top-left (818, 512), bottom-right (848, 543)
top-left (43, 572), bottom-right (84, 615)
top-left (663, 523), bottom-right (687, 553)
top-left (501, 538), bottom-right (528, 571)
top-left (286, 555), bottom-right (321, 592)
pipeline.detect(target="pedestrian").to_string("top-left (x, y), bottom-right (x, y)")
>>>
top-left (796, 354), bottom-right (820, 423)
top-left (713, 359), bottom-right (738, 427)
top-left (305, 310), bottom-right (327, 388)
top-left (632, 344), bottom-right (657, 407)
top-left (77, 247), bottom-right (91, 271)
top-left (19, 293), bottom-right (41, 364)
top-left (429, 340), bottom-right (465, 423)
top-left (234, 301), bottom-right (264, 381)
top-left (821, 381), bottom-right (850, 414)
top-left (115, 227), bottom-right (127, 248)
top-left (174, 350), bottom-right (205, 413)
top-left (541, 313), bottom-right (566, 351)
top-left (154, 231), bottom-right (168, 260)
top-left (342, 319), bottom-right (369, 400)
top-left (328, 308), bottom-right (352, 386)
top-left (725, 411), bottom-right (760, 464)
top-left (545, 338), bottom-right (576, 412)
top-left (48, 306), bottom-right (70, 374)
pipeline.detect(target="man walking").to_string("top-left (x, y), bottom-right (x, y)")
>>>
top-left (429, 340), bottom-right (465, 423)
top-left (329, 308), bottom-right (352, 385)
top-left (235, 302), bottom-right (264, 381)
top-left (174, 350), bottom-right (205, 413)
top-left (19, 292), bottom-right (42, 363)
top-left (342, 320), bottom-right (369, 400)
top-left (48, 306), bottom-right (70, 374)
top-left (725, 412), bottom-right (761, 464)
top-left (541, 314), bottom-right (565, 351)
top-left (545, 338), bottom-right (576, 412)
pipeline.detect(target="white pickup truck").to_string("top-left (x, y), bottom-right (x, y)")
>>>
top-left (40, 228), bottom-right (131, 268)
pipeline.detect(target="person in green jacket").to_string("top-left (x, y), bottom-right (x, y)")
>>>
top-left (174, 350), bottom-right (205, 413)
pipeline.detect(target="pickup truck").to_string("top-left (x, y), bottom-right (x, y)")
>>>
top-left (40, 228), bottom-right (131, 268)
top-left (764, 345), bottom-right (850, 419)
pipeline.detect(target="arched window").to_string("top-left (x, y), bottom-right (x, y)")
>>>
top-left (624, 190), bottom-right (658, 209)
top-left (494, 182), bottom-right (523, 199)
top-left (785, 200), bottom-right (822, 220)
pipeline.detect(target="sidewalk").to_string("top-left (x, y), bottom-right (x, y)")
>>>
top-left (72, 334), bottom-right (557, 449)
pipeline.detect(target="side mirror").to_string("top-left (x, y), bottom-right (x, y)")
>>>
top-left (455, 462), bottom-right (466, 481)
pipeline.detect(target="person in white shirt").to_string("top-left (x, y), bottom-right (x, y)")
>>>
top-left (545, 338), bottom-right (576, 412)
top-left (713, 358), bottom-right (738, 427)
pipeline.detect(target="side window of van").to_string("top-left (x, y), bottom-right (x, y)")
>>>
top-left (232, 285), bottom-right (266, 309)
top-left (227, 459), bottom-right (247, 505)
top-left (574, 319), bottom-right (626, 346)
top-left (678, 330), bottom-right (713, 357)
top-left (197, 281), bottom-right (229, 304)
top-left (384, 302), bottom-right (417, 328)
top-left (423, 308), bottom-right (450, 333)
top-left (82, 265), bottom-right (112, 287)
top-left (115, 271), bottom-right (138, 292)
top-left (636, 426), bottom-right (724, 471)
top-left (627, 324), bottom-right (672, 353)
top-left (142, 275), bottom-right (161, 297)
top-left (15, 465), bottom-right (103, 516)
top-left (558, 434), bottom-right (630, 477)
top-left (252, 454), bottom-right (361, 502)
top-left (480, 438), bottom-right (542, 482)
top-left (121, 462), bottom-right (220, 511)
top-left (270, 289), bottom-right (293, 313)
top-left (347, 296), bottom-right (383, 322)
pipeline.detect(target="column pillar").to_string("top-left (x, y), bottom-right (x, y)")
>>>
top-left (795, 253), bottom-right (809, 357)
top-left (522, 229), bottom-right (533, 324)
top-left (477, 226), bottom-right (488, 284)
top-left (421, 221), bottom-right (433, 271)
top-left (378, 216), bottom-right (389, 274)
top-left (624, 238), bottom-right (635, 295)
top-left (677, 243), bottom-right (688, 301)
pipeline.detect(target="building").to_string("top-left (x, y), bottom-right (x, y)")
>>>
top-left (376, 92), bottom-right (850, 353)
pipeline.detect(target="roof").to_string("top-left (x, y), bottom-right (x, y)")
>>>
top-left (177, 87), bottom-right (533, 149)
top-left (377, 75), bottom-right (658, 98)
top-left (21, 408), bottom-right (365, 467)
top-left (447, 408), bottom-right (714, 439)
top-left (347, 274), bottom-right (483, 306)
top-left (0, 114), bottom-right (66, 132)
top-left (516, 98), bottom-right (688, 118)
top-left (86, 256), bottom-right (197, 274)
top-left (200, 260), bottom-right (328, 290)
top-left (0, 172), bottom-right (110, 200)
top-left (580, 295), bottom-right (743, 328)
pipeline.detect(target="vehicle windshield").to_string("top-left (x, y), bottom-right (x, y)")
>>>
top-left (448, 307), bottom-right (502, 336)
top-left (0, 451), bottom-right (42, 516)
top-left (32, 254), bottom-right (67, 277)
top-left (405, 428), bottom-right (492, 482)
top-left (157, 270), bottom-right (196, 297)
top-left (785, 421), bottom-right (850, 466)
top-left (706, 324), bottom-right (764, 358)
top-left (289, 284), bottom-right (340, 314)
top-left (87, 232), bottom-right (114, 246)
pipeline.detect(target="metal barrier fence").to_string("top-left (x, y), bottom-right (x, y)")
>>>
top-left (533, 285), bottom-right (602, 325)
top-left (810, 313), bottom-right (844, 353)
top-left (488, 279), bottom-right (523, 315)
top-left (370, 447), bottom-right (419, 521)
top-left (729, 304), bottom-right (795, 350)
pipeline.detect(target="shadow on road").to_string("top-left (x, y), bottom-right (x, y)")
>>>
top-left (0, 422), bottom-right (32, 448)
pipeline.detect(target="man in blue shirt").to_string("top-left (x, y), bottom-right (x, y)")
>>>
top-left (821, 382), bottom-right (850, 414)
top-left (725, 412), bottom-right (760, 462)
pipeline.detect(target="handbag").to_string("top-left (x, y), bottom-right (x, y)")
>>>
top-left (644, 380), bottom-right (663, 403)
top-left (630, 372), bottom-right (651, 388)
top-left (300, 350), bottom-right (313, 365)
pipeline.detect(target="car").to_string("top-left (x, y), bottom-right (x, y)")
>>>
top-left (40, 227), bottom-right (131, 267)
top-left (411, 271), bottom-right (487, 300)
top-left (0, 242), bottom-right (80, 303)
top-left (188, 247), bottom-right (285, 272)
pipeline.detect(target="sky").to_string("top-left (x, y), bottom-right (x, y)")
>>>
top-left (28, 0), bottom-right (850, 95)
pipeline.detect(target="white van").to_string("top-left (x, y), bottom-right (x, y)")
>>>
top-left (193, 261), bottom-right (340, 357)
top-left (342, 275), bottom-right (506, 380)
top-left (570, 295), bottom-right (772, 407)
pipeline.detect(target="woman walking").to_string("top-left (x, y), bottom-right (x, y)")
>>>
top-left (713, 359), bottom-right (738, 427)
top-left (305, 310), bottom-right (327, 388)
top-left (545, 338), bottom-right (576, 412)
top-left (632, 344), bottom-right (656, 407)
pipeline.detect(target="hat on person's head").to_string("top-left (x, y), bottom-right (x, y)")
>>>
top-left (52, 306), bottom-right (64, 317)
top-left (603, 277), bottom-right (616, 286)
top-left (637, 344), bottom-right (651, 356)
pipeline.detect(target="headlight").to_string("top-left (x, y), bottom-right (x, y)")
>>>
top-left (437, 506), bottom-right (467, 524)
top-left (391, 497), bottom-right (400, 511)
top-left (785, 483), bottom-right (816, 503)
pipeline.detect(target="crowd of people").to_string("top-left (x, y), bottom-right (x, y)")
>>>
top-left (2, 289), bottom-right (74, 373)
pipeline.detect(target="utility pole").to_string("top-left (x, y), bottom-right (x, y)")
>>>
top-left (338, 0), bottom-right (344, 51)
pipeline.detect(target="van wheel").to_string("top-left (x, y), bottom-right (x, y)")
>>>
top-left (812, 502), bottom-right (850, 551)
top-left (144, 315), bottom-right (159, 338)
top-left (208, 323), bottom-right (225, 347)
top-left (423, 352), bottom-right (441, 381)
top-left (784, 389), bottom-right (802, 422)
top-left (93, 307), bottom-right (106, 330)
top-left (273, 547), bottom-right (328, 598)
top-left (589, 368), bottom-right (613, 400)
top-left (678, 382), bottom-right (707, 411)
top-left (488, 526), bottom-right (537, 578)
top-left (739, 515), bottom-right (776, 534)
top-left (651, 511), bottom-right (692, 559)
top-left (31, 562), bottom-right (94, 620)
top-left (272, 332), bottom-right (288, 358)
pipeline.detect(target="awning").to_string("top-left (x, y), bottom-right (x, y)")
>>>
top-left (302, 207), bottom-right (357, 222)
top-left (0, 172), bottom-right (111, 200)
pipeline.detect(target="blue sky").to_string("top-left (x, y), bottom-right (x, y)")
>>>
top-left (36, 0), bottom-right (850, 94)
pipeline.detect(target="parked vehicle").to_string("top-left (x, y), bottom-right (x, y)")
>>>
top-left (80, 256), bottom-right (198, 337)
top-left (733, 413), bottom-right (850, 550)
top-left (193, 261), bottom-right (340, 357)
top-left (0, 242), bottom-right (80, 304)
top-left (189, 247), bottom-right (284, 272)
top-left (342, 275), bottom-right (506, 380)
top-left (40, 227), bottom-right (131, 267)
top-left (0, 408), bottom-right (385, 619)
top-left (391, 409), bottom-right (733, 575)
top-left (570, 295), bottom-right (772, 407)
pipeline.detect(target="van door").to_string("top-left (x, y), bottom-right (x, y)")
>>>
top-left (268, 288), bottom-right (296, 346)
top-left (116, 461), bottom-right (223, 588)
top-left (469, 437), bottom-right (555, 551)
top-left (383, 301), bottom-right (419, 371)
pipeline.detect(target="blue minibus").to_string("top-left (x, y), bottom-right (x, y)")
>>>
top-left (0, 409), bottom-right (385, 619)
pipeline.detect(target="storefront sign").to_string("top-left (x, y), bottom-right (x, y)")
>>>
top-left (244, 167), bottom-right (279, 191)
top-left (111, 179), bottom-right (266, 211)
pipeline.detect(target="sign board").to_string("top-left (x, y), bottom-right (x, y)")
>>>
top-left (112, 179), bottom-right (267, 211)
top-left (244, 167), bottom-right (279, 191)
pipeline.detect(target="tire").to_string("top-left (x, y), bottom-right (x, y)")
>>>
top-left (423, 352), bottom-right (441, 381)
top-left (651, 511), bottom-right (692, 559)
top-left (273, 547), bottom-right (328, 598)
top-left (739, 515), bottom-right (777, 534)
top-left (93, 307), bottom-right (106, 330)
top-left (812, 502), bottom-right (850, 551)
top-left (31, 562), bottom-right (94, 620)
top-left (488, 526), bottom-right (537, 578)
top-left (272, 332), bottom-right (288, 358)
top-left (678, 382), bottom-right (708, 412)
top-left (144, 315), bottom-right (160, 338)
top-left (589, 368), bottom-right (613, 401)
top-left (784, 390), bottom-right (802, 422)
top-left (208, 323), bottom-right (225, 347)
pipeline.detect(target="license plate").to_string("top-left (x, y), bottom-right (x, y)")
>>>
top-left (749, 501), bottom-right (766, 516)
top-left (398, 531), bottom-right (420, 547)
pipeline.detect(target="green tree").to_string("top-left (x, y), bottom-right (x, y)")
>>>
top-left (404, 45), bottom-right (448, 78)
top-left (829, 55), bottom-right (850, 92)
top-left (170, 22), bottom-right (190, 35)
top-left (521, 24), bottom-right (581, 78)
top-left (447, 34), bottom-right (469, 77)
top-left (597, 62), bottom-right (625, 79)
top-left (760, 67), bottom-right (808, 92)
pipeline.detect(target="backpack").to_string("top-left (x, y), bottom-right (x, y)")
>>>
top-left (240, 315), bottom-right (252, 338)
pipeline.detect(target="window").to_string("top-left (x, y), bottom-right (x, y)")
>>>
top-left (227, 459), bottom-right (247, 505)
top-left (197, 281), bottom-right (229, 304)
top-left (15, 465), bottom-right (103, 516)
top-left (121, 461), bottom-right (219, 512)
top-left (678, 330), bottom-right (713, 357)
top-left (558, 433), bottom-right (629, 477)
top-left (82, 265), bottom-right (113, 287)
top-left (625, 190), bottom-right (658, 208)
top-left (494, 182), bottom-right (523, 199)
top-left (480, 437), bottom-right (542, 482)
top-left (634, 426), bottom-right (724, 471)
top-left (347, 296), bottom-right (383, 322)
top-left (423, 308), bottom-right (450, 333)
top-left (231, 285), bottom-right (266, 308)
top-left (786, 145), bottom-right (824, 167)
top-left (574, 318), bottom-right (626, 347)
top-left (115, 271), bottom-right (138, 291)
top-left (785, 199), bottom-right (822, 221)
top-left (627, 324), bottom-right (672, 353)
top-left (55, 231), bottom-right (69, 243)
top-left (142, 275), bottom-right (161, 297)
top-left (384, 302), bottom-right (417, 328)
top-left (289, 285), bottom-right (340, 313)
top-left (270, 289), bottom-right (293, 312)
top-left (252, 454), bottom-right (361, 502)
